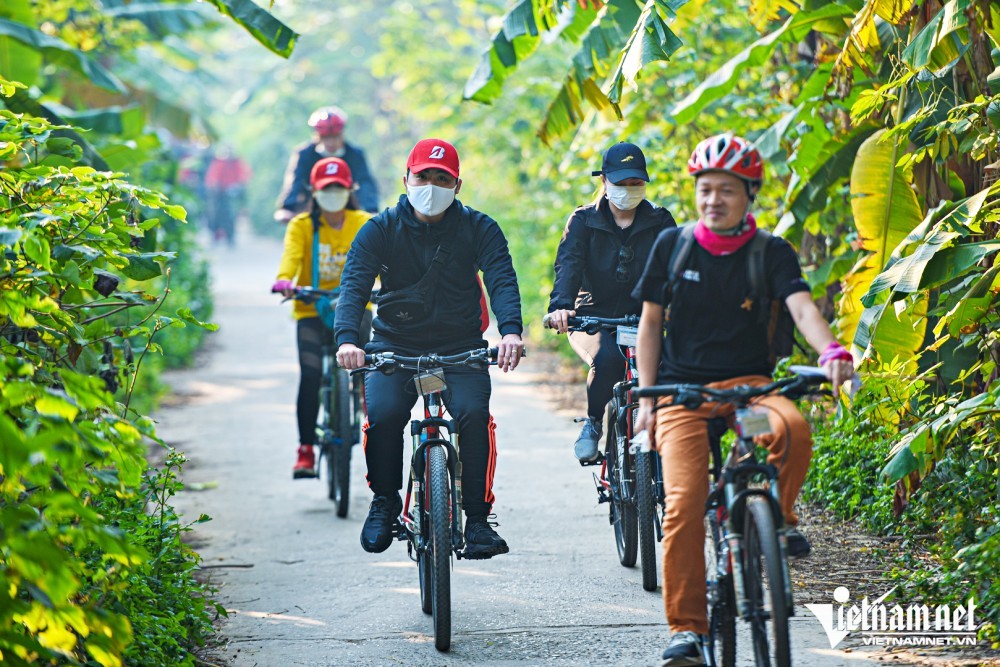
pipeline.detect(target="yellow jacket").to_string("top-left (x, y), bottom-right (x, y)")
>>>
top-left (276, 209), bottom-right (370, 320)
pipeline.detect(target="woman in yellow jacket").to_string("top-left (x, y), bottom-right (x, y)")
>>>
top-left (272, 157), bottom-right (373, 478)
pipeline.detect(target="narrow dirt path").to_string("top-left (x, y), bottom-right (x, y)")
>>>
top-left (158, 230), bottom-right (882, 666)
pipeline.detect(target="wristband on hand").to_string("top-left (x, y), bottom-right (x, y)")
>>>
top-left (271, 279), bottom-right (294, 293)
top-left (818, 341), bottom-right (852, 366)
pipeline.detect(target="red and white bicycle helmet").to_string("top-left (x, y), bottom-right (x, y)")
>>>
top-left (308, 106), bottom-right (347, 136)
top-left (688, 133), bottom-right (763, 184)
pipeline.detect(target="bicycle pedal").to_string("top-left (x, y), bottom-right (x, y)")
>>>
top-left (578, 453), bottom-right (604, 467)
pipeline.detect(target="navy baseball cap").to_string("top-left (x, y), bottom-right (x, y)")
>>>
top-left (592, 142), bottom-right (649, 183)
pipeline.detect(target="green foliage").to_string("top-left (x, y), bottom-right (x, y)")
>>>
top-left (100, 449), bottom-right (225, 667)
top-left (0, 86), bottom-right (214, 666)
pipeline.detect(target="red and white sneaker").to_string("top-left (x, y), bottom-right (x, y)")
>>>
top-left (292, 445), bottom-right (318, 479)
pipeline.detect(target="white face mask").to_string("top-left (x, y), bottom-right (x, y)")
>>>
top-left (407, 183), bottom-right (455, 217)
top-left (314, 188), bottom-right (349, 212)
top-left (606, 183), bottom-right (646, 211)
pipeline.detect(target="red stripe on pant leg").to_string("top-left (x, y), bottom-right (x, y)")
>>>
top-left (362, 418), bottom-right (373, 490)
top-left (484, 414), bottom-right (497, 506)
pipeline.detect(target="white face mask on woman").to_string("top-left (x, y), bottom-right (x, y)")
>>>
top-left (406, 183), bottom-right (455, 217)
top-left (605, 183), bottom-right (646, 211)
top-left (314, 188), bottom-right (350, 212)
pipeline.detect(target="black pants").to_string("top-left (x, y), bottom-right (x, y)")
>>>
top-left (363, 362), bottom-right (495, 518)
top-left (568, 329), bottom-right (627, 422)
top-left (296, 312), bottom-right (372, 445)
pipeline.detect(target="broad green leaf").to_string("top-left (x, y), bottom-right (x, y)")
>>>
top-left (465, 0), bottom-right (592, 103)
top-left (120, 254), bottom-right (163, 281)
top-left (945, 294), bottom-right (993, 337)
top-left (839, 129), bottom-right (925, 360)
top-left (786, 126), bottom-right (876, 226)
top-left (0, 0), bottom-right (39, 87)
top-left (0, 227), bottom-right (23, 247)
top-left (35, 390), bottom-right (80, 421)
top-left (921, 241), bottom-right (1000, 290)
top-left (201, 0), bottom-right (298, 58)
top-left (901, 0), bottom-right (968, 71)
top-left (882, 426), bottom-right (926, 482)
top-left (0, 19), bottom-right (125, 93)
top-left (538, 0), bottom-right (646, 144)
top-left (606, 0), bottom-right (684, 104)
top-left (103, 2), bottom-right (214, 38)
top-left (670, 4), bottom-right (854, 124)
top-left (56, 106), bottom-right (146, 138)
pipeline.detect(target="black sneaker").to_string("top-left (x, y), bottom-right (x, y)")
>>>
top-left (660, 631), bottom-right (705, 666)
top-left (463, 515), bottom-right (509, 560)
top-left (360, 494), bottom-right (402, 553)
top-left (786, 527), bottom-right (811, 559)
top-left (574, 417), bottom-right (602, 462)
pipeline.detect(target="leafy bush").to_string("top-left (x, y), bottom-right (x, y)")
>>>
top-left (0, 79), bottom-right (216, 666)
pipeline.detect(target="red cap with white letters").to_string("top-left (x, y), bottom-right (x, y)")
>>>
top-left (406, 138), bottom-right (460, 179)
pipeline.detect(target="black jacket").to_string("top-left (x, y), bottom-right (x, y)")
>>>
top-left (276, 141), bottom-right (380, 213)
top-left (548, 199), bottom-right (676, 317)
top-left (335, 195), bottom-right (523, 351)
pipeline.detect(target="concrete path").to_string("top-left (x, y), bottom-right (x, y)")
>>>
top-left (158, 229), bottom-right (882, 666)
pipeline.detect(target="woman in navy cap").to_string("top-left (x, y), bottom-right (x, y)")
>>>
top-left (545, 142), bottom-right (676, 462)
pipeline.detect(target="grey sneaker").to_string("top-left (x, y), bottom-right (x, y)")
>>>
top-left (786, 527), bottom-right (811, 559)
top-left (573, 417), bottom-right (602, 462)
top-left (660, 631), bottom-right (705, 666)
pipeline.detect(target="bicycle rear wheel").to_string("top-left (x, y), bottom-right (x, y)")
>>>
top-left (635, 448), bottom-right (658, 591)
top-left (332, 369), bottom-right (352, 518)
top-left (427, 445), bottom-right (452, 651)
top-left (704, 511), bottom-right (736, 667)
top-left (744, 496), bottom-right (790, 667)
top-left (606, 410), bottom-right (637, 567)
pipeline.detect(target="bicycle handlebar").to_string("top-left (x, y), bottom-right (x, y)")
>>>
top-left (352, 347), bottom-right (527, 376)
top-left (543, 313), bottom-right (639, 334)
top-left (633, 366), bottom-right (831, 409)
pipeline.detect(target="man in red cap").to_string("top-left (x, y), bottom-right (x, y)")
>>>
top-left (274, 106), bottom-right (380, 222)
top-left (335, 138), bottom-right (524, 559)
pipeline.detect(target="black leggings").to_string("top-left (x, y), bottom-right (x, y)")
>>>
top-left (568, 329), bottom-right (627, 422)
top-left (296, 312), bottom-right (371, 445)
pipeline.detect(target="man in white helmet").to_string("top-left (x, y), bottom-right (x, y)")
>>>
top-left (274, 106), bottom-right (380, 222)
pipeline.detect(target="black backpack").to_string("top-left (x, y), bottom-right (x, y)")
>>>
top-left (664, 225), bottom-right (800, 366)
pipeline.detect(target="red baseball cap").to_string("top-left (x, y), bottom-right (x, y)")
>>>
top-left (406, 138), bottom-right (460, 179)
top-left (310, 157), bottom-right (353, 189)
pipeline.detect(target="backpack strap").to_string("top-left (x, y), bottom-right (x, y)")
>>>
top-left (745, 229), bottom-right (771, 325)
top-left (665, 224), bottom-right (697, 304)
top-left (311, 207), bottom-right (321, 288)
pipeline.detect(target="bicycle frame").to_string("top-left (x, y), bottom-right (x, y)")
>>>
top-left (401, 387), bottom-right (465, 558)
top-left (708, 424), bottom-right (793, 620)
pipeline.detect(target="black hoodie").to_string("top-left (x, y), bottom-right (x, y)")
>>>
top-left (335, 195), bottom-right (522, 352)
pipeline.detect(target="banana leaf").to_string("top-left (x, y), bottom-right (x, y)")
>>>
top-left (839, 128), bottom-right (925, 360)
top-left (0, 0), bottom-right (39, 88)
top-left (0, 18), bottom-right (125, 93)
top-left (202, 0), bottom-right (297, 59)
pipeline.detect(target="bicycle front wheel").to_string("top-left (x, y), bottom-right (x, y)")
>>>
top-left (704, 511), bottom-right (736, 667)
top-left (427, 445), bottom-right (452, 651)
top-left (606, 411), bottom-right (637, 567)
top-left (332, 369), bottom-right (353, 518)
top-left (635, 448), bottom-right (658, 592)
top-left (744, 496), bottom-right (790, 667)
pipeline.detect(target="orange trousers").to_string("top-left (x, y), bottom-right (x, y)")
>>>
top-left (653, 375), bottom-right (812, 635)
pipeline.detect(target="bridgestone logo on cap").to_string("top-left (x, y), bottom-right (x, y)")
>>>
top-left (429, 146), bottom-right (446, 159)
top-left (326, 163), bottom-right (339, 174)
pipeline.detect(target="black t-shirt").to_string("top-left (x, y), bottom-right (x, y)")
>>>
top-left (633, 228), bottom-right (810, 384)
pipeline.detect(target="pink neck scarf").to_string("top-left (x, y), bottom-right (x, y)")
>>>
top-left (694, 214), bottom-right (758, 256)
